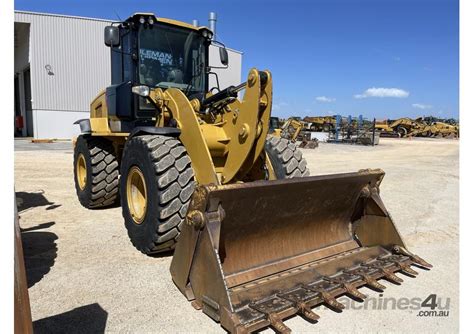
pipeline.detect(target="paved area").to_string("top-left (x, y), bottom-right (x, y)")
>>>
top-left (14, 139), bottom-right (74, 152)
top-left (15, 137), bottom-right (458, 333)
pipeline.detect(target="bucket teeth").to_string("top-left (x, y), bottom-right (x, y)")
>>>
top-left (343, 282), bottom-right (367, 300)
top-left (411, 255), bottom-right (433, 269)
top-left (364, 277), bottom-right (387, 291)
top-left (303, 285), bottom-right (345, 311)
top-left (397, 262), bottom-right (419, 276)
top-left (268, 313), bottom-right (291, 334)
top-left (392, 245), bottom-right (433, 268)
top-left (345, 269), bottom-right (386, 291)
top-left (249, 298), bottom-right (294, 333)
top-left (276, 293), bottom-right (320, 322)
top-left (380, 256), bottom-right (418, 277)
top-left (230, 249), bottom-right (431, 333)
top-left (320, 290), bottom-right (345, 311)
top-left (401, 266), bottom-right (419, 276)
top-left (328, 275), bottom-right (367, 300)
top-left (362, 263), bottom-right (404, 284)
top-left (381, 269), bottom-right (403, 283)
top-left (297, 302), bottom-right (320, 322)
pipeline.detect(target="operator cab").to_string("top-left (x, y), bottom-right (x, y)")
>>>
top-left (103, 13), bottom-right (228, 128)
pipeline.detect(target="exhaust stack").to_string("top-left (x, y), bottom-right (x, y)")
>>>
top-left (209, 12), bottom-right (217, 40)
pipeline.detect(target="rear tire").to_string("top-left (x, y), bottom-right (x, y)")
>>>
top-left (73, 135), bottom-right (119, 208)
top-left (120, 135), bottom-right (195, 254)
top-left (265, 136), bottom-right (310, 179)
top-left (397, 126), bottom-right (408, 137)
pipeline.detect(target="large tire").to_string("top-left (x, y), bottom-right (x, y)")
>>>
top-left (265, 136), bottom-right (310, 179)
top-left (73, 135), bottom-right (119, 208)
top-left (397, 126), bottom-right (408, 137)
top-left (120, 135), bottom-right (195, 254)
top-left (323, 123), bottom-right (333, 133)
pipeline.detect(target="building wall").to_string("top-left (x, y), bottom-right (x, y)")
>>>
top-left (14, 11), bottom-right (243, 139)
top-left (209, 44), bottom-right (243, 91)
top-left (15, 11), bottom-right (112, 138)
top-left (15, 12), bottom-right (112, 112)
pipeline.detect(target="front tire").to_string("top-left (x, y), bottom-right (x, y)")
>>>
top-left (73, 135), bottom-right (119, 208)
top-left (265, 136), bottom-right (310, 179)
top-left (120, 135), bottom-right (195, 254)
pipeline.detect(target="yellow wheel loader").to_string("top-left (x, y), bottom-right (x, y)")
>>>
top-left (73, 13), bottom-right (431, 333)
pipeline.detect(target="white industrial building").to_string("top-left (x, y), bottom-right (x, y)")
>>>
top-left (14, 11), bottom-right (242, 139)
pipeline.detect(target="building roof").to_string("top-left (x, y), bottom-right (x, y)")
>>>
top-left (15, 10), bottom-right (113, 23)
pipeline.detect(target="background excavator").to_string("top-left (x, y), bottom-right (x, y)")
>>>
top-left (73, 13), bottom-right (431, 333)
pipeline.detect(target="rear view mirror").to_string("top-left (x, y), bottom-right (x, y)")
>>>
top-left (104, 26), bottom-right (120, 47)
top-left (219, 47), bottom-right (228, 66)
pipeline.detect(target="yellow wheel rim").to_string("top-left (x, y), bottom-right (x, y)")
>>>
top-left (126, 166), bottom-right (148, 224)
top-left (76, 153), bottom-right (87, 190)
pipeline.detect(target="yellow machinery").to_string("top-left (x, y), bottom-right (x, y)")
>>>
top-left (413, 121), bottom-right (459, 138)
top-left (303, 116), bottom-right (335, 132)
top-left (376, 118), bottom-right (459, 138)
top-left (281, 118), bottom-right (305, 141)
top-left (73, 13), bottom-right (430, 333)
top-left (272, 117), bottom-right (318, 149)
top-left (269, 116), bottom-right (282, 137)
top-left (374, 117), bottom-right (423, 137)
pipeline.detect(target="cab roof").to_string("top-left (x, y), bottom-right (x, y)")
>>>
top-left (126, 13), bottom-right (209, 32)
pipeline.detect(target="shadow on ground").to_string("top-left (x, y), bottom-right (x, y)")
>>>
top-left (21, 222), bottom-right (58, 288)
top-left (16, 191), bottom-right (61, 212)
top-left (33, 303), bottom-right (108, 333)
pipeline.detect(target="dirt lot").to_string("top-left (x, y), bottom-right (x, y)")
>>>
top-left (15, 137), bottom-right (458, 333)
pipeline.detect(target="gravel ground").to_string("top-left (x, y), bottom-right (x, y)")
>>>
top-left (14, 137), bottom-right (458, 333)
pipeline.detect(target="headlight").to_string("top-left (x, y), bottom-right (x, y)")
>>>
top-left (139, 16), bottom-right (146, 24)
top-left (132, 85), bottom-right (150, 97)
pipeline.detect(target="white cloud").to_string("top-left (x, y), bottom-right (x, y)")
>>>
top-left (354, 87), bottom-right (409, 99)
top-left (412, 103), bottom-right (432, 110)
top-left (315, 96), bottom-right (336, 103)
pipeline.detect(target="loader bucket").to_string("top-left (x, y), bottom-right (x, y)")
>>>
top-left (170, 169), bottom-right (431, 333)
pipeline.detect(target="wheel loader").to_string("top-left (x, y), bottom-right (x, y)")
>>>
top-left (73, 13), bottom-right (431, 333)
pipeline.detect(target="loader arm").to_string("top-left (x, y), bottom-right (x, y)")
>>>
top-left (152, 68), bottom-right (273, 185)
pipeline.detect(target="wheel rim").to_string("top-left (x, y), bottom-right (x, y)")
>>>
top-left (398, 127), bottom-right (407, 137)
top-left (126, 166), bottom-right (148, 224)
top-left (76, 153), bottom-right (87, 190)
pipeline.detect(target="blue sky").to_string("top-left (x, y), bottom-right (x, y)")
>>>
top-left (15, 0), bottom-right (459, 119)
